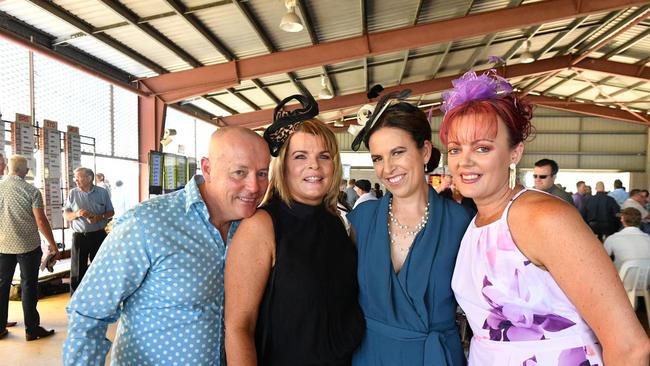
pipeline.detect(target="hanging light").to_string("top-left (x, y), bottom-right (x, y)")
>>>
top-left (519, 41), bottom-right (535, 64)
top-left (318, 74), bottom-right (333, 99)
top-left (280, 0), bottom-right (304, 33)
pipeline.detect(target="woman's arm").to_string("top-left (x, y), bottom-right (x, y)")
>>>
top-left (510, 194), bottom-right (650, 366)
top-left (224, 210), bottom-right (275, 366)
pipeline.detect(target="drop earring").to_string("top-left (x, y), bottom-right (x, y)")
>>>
top-left (509, 163), bottom-right (516, 189)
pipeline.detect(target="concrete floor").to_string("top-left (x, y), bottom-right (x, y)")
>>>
top-left (0, 293), bottom-right (116, 366)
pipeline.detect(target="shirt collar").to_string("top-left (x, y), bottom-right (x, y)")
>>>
top-left (621, 226), bottom-right (643, 233)
top-left (185, 175), bottom-right (206, 213)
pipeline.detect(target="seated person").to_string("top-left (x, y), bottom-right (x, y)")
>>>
top-left (604, 207), bottom-right (650, 271)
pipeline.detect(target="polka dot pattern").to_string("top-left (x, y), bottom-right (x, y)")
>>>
top-left (63, 176), bottom-right (237, 366)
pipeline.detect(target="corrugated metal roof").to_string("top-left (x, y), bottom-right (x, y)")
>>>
top-left (119, 0), bottom-right (173, 19)
top-left (307, 0), bottom-right (363, 42)
top-left (192, 4), bottom-right (271, 59)
top-left (367, 0), bottom-right (420, 33)
top-left (103, 25), bottom-right (192, 72)
top-left (1, 1), bottom-right (80, 39)
top-left (54, 0), bottom-right (125, 28)
top-left (1, 0), bottom-right (648, 125)
top-left (147, 16), bottom-right (226, 65)
top-left (246, 0), bottom-right (312, 51)
top-left (419, 0), bottom-right (476, 23)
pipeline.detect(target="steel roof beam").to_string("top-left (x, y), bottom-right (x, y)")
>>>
top-left (295, 0), bottom-right (336, 96)
top-left (204, 96), bottom-right (238, 115)
top-left (360, 0), bottom-right (367, 35)
top-left (573, 69), bottom-right (649, 123)
top-left (609, 81), bottom-right (646, 97)
top-left (83, 1), bottom-right (233, 34)
top-left (225, 88), bottom-right (260, 111)
top-left (574, 57), bottom-right (650, 81)
top-left (26, 0), bottom-right (166, 74)
top-left (232, 0), bottom-right (304, 102)
top-left (467, 0), bottom-right (523, 68)
top-left (531, 9), bottom-right (649, 94)
top-left (297, 0), bottom-right (318, 45)
top-left (0, 18), bottom-right (146, 97)
top-left (573, 5), bottom-right (650, 63)
top-left (98, 0), bottom-right (201, 68)
top-left (219, 56), bottom-right (574, 127)
top-left (100, 0), bottom-right (258, 112)
top-left (527, 95), bottom-right (649, 125)
top-left (463, 33), bottom-right (497, 71)
top-left (172, 102), bottom-right (217, 123)
top-left (251, 79), bottom-right (281, 104)
top-left (431, 0), bottom-right (475, 78)
top-left (0, 11), bottom-right (135, 86)
top-left (566, 75), bottom-right (614, 99)
top-left (218, 55), bottom-right (650, 128)
top-left (534, 16), bottom-right (588, 59)
top-left (502, 24), bottom-right (542, 62)
top-left (525, 10), bottom-right (626, 91)
top-left (141, 0), bottom-right (649, 103)
top-left (396, 0), bottom-right (424, 85)
top-left (232, 0), bottom-right (275, 53)
top-left (602, 27), bottom-right (650, 58)
top-left (164, 0), bottom-right (235, 61)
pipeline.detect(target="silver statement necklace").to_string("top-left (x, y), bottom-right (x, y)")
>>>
top-left (388, 197), bottom-right (430, 251)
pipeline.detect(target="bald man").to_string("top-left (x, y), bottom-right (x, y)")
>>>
top-left (64, 127), bottom-right (270, 366)
top-left (585, 181), bottom-right (621, 241)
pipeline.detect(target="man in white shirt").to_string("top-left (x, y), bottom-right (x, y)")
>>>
top-left (604, 207), bottom-right (650, 270)
top-left (353, 179), bottom-right (377, 209)
top-left (621, 189), bottom-right (650, 222)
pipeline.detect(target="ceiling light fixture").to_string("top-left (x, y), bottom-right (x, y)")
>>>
top-left (280, 0), bottom-right (304, 33)
top-left (519, 41), bottom-right (535, 64)
top-left (318, 74), bottom-right (333, 99)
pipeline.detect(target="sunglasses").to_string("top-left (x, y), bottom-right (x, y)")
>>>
top-left (533, 174), bottom-right (550, 179)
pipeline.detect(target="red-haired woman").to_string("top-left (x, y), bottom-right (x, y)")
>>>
top-left (441, 70), bottom-right (650, 365)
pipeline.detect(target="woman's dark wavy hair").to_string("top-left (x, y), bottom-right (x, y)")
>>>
top-left (363, 102), bottom-right (441, 173)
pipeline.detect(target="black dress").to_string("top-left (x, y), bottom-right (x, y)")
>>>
top-left (255, 196), bottom-right (365, 365)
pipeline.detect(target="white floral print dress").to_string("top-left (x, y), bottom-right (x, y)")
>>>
top-left (452, 189), bottom-right (603, 366)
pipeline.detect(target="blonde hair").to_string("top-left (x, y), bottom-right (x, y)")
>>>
top-left (263, 119), bottom-right (342, 214)
top-left (9, 155), bottom-right (28, 175)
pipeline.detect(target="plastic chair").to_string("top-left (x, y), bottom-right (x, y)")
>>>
top-left (618, 259), bottom-right (650, 323)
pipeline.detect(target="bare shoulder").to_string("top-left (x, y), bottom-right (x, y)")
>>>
top-left (508, 190), bottom-right (589, 266)
top-left (238, 209), bottom-right (273, 231)
top-left (509, 190), bottom-right (580, 228)
top-left (231, 209), bottom-right (275, 253)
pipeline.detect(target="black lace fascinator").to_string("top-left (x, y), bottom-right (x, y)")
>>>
top-left (351, 89), bottom-right (411, 151)
top-left (263, 93), bottom-right (319, 157)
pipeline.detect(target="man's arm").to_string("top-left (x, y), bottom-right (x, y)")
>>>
top-left (86, 189), bottom-right (115, 224)
top-left (33, 207), bottom-right (60, 257)
top-left (63, 213), bottom-right (151, 366)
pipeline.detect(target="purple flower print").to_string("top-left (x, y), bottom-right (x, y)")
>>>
top-left (482, 275), bottom-right (575, 341)
top-left (522, 356), bottom-right (537, 366)
top-left (521, 350), bottom-right (598, 366)
top-left (557, 347), bottom-right (597, 366)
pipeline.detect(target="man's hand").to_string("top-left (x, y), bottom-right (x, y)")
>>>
top-left (48, 244), bottom-right (62, 261)
top-left (87, 214), bottom-right (102, 224)
top-left (77, 209), bottom-right (93, 219)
